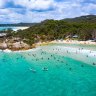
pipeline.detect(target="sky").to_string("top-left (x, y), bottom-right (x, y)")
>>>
top-left (0, 0), bottom-right (96, 23)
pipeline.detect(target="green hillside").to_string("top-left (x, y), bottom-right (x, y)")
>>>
top-left (5, 15), bottom-right (96, 45)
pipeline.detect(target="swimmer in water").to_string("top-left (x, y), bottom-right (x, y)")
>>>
top-left (42, 67), bottom-right (48, 71)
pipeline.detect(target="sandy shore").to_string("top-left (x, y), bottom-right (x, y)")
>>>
top-left (0, 40), bottom-right (96, 52)
top-left (13, 27), bottom-right (29, 31)
top-left (50, 40), bottom-right (96, 45)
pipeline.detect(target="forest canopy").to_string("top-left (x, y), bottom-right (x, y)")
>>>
top-left (5, 15), bottom-right (96, 45)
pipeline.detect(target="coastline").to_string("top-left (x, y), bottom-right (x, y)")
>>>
top-left (0, 40), bottom-right (96, 52)
top-left (50, 40), bottom-right (96, 45)
top-left (13, 27), bottom-right (29, 31)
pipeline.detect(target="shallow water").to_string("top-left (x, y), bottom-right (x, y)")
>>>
top-left (0, 27), bottom-right (28, 31)
top-left (0, 44), bottom-right (96, 96)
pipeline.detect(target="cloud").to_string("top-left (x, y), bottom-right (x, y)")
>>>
top-left (0, 0), bottom-right (96, 23)
top-left (0, 0), bottom-right (5, 8)
top-left (13, 0), bottom-right (55, 10)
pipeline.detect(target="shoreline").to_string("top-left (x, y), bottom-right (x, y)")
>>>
top-left (13, 27), bottom-right (29, 31)
top-left (0, 40), bottom-right (96, 52)
top-left (50, 40), bottom-right (96, 45)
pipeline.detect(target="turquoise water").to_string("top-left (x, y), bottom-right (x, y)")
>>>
top-left (0, 27), bottom-right (28, 31)
top-left (0, 44), bottom-right (96, 96)
top-left (0, 27), bottom-right (16, 31)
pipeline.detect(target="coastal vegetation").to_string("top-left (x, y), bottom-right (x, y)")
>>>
top-left (14, 15), bottom-right (96, 45)
top-left (0, 15), bottom-right (96, 50)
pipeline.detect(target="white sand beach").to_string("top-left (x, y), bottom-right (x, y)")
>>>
top-left (13, 27), bottom-right (29, 31)
top-left (50, 40), bottom-right (96, 45)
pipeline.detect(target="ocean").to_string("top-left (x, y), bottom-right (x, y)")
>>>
top-left (0, 27), bottom-right (29, 31)
top-left (0, 44), bottom-right (96, 96)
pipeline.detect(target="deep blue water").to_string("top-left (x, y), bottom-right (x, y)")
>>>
top-left (0, 44), bottom-right (96, 96)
